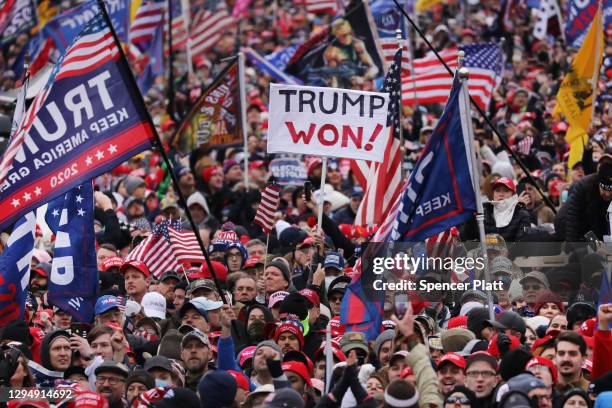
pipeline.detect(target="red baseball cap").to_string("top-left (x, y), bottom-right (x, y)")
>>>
top-left (249, 160), bottom-right (266, 170)
top-left (526, 356), bottom-right (558, 383)
top-left (119, 260), bottom-right (150, 277)
top-left (447, 316), bottom-right (468, 329)
top-left (329, 316), bottom-right (346, 337)
top-left (299, 288), bottom-right (320, 306)
top-left (314, 343), bottom-right (346, 362)
top-left (582, 358), bottom-right (592, 373)
top-left (238, 346), bottom-right (256, 367)
top-left (274, 323), bottom-right (304, 349)
top-left (245, 256), bottom-right (263, 268)
top-left (530, 335), bottom-right (556, 353)
top-left (281, 361), bottom-right (312, 387)
top-left (579, 318), bottom-right (596, 337)
top-left (228, 370), bottom-right (250, 391)
top-left (487, 334), bottom-right (520, 357)
top-left (192, 261), bottom-right (228, 283)
top-left (437, 352), bottom-right (466, 370)
top-left (100, 256), bottom-right (124, 271)
top-left (491, 177), bottom-right (516, 193)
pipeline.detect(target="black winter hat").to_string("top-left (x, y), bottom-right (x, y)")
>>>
top-left (0, 320), bottom-right (32, 346)
top-left (467, 307), bottom-right (494, 339)
top-left (127, 369), bottom-right (155, 391)
top-left (499, 348), bottom-right (533, 382)
top-left (279, 292), bottom-right (309, 321)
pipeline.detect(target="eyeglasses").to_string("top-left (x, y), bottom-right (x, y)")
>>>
top-left (96, 376), bottom-right (125, 385)
top-left (465, 370), bottom-right (496, 379)
top-left (522, 284), bottom-right (541, 291)
top-left (446, 396), bottom-right (470, 404)
top-left (532, 394), bottom-right (552, 402)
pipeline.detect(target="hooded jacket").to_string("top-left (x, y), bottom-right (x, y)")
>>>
top-left (40, 330), bottom-right (71, 371)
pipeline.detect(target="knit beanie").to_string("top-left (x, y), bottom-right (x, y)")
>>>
top-left (157, 329), bottom-right (182, 360)
top-left (126, 369), bottom-right (155, 390)
top-left (374, 330), bottom-right (395, 359)
top-left (267, 258), bottom-right (291, 284)
top-left (124, 175), bottom-right (145, 196)
top-left (198, 371), bottom-right (237, 408)
top-left (467, 307), bottom-right (492, 338)
top-left (384, 379), bottom-right (419, 408)
top-left (499, 348), bottom-right (533, 381)
top-left (0, 320), bottom-right (33, 346)
top-left (256, 340), bottom-right (284, 360)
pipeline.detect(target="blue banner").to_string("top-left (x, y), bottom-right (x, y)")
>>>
top-left (137, 24), bottom-right (164, 93)
top-left (565, 0), bottom-right (603, 48)
top-left (0, 10), bottom-right (156, 230)
top-left (0, 0), bottom-right (37, 46)
top-left (269, 158), bottom-right (307, 185)
top-left (0, 212), bottom-right (36, 325)
top-left (369, 0), bottom-right (404, 39)
top-left (244, 47), bottom-right (302, 85)
top-left (390, 78), bottom-right (477, 242)
top-left (46, 182), bottom-right (98, 322)
top-left (41, 0), bottom-right (130, 51)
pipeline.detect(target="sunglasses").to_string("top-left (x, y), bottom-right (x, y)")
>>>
top-left (446, 396), bottom-right (470, 404)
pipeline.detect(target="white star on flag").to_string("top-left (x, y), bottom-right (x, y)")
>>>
top-left (23, 192), bottom-right (31, 201)
top-left (108, 144), bottom-right (117, 154)
top-left (85, 156), bottom-right (93, 166)
top-left (11, 199), bottom-right (20, 207)
top-left (34, 187), bottom-right (42, 196)
top-left (76, 195), bottom-right (83, 203)
top-left (95, 150), bottom-right (104, 160)
top-left (52, 209), bottom-right (60, 217)
top-left (77, 208), bottom-right (85, 216)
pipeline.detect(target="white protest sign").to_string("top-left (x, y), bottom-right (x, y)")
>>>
top-left (267, 84), bottom-right (390, 162)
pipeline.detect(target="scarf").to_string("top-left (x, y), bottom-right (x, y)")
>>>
top-left (492, 195), bottom-right (519, 228)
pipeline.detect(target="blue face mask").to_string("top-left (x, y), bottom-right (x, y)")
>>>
top-left (155, 379), bottom-right (168, 388)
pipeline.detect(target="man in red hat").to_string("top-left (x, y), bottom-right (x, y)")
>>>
top-left (436, 352), bottom-right (466, 395)
top-left (120, 260), bottom-right (151, 304)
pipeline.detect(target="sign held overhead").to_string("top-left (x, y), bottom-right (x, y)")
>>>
top-left (268, 84), bottom-right (390, 162)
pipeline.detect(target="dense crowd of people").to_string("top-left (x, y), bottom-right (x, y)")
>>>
top-left (1, 0), bottom-right (612, 407)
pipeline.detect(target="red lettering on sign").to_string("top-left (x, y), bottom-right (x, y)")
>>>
top-left (365, 124), bottom-right (384, 151)
top-left (342, 126), bottom-right (362, 148)
top-left (318, 124), bottom-right (339, 146)
top-left (286, 122), bottom-right (316, 144)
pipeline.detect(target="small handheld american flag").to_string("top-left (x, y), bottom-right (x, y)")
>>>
top-left (254, 184), bottom-right (282, 234)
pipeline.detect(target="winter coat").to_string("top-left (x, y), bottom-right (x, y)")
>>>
top-left (562, 174), bottom-right (610, 242)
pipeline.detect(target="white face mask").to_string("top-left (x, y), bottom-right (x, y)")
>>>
top-left (491, 194), bottom-right (519, 228)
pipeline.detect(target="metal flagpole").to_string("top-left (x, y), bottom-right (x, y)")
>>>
top-left (317, 157), bottom-right (328, 233)
top-left (391, 0), bottom-right (557, 215)
top-left (324, 323), bottom-right (333, 393)
top-left (96, 0), bottom-right (239, 338)
top-left (167, 0), bottom-right (176, 121)
top-left (458, 56), bottom-right (495, 321)
top-left (590, 0), bottom-right (603, 126)
top-left (238, 52), bottom-right (250, 191)
top-left (396, 29), bottom-right (406, 180)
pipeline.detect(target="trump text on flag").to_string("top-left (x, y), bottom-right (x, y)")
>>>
top-left (267, 84), bottom-right (389, 162)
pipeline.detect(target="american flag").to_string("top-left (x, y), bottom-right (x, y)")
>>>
top-left (0, 14), bottom-right (119, 184)
top-left (401, 43), bottom-right (503, 111)
top-left (124, 219), bottom-right (205, 278)
top-left (516, 135), bottom-right (533, 155)
top-left (304, 0), bottom-right (339, 15)
top-left (129, 0), bottom-right (165, 48)
top-left (352, 48), bottom-right (404, 227)
top-left (189, 3), bottom-right (236, 58)
top-left (164, 0), bottom-right (188, 52)
top-left (380, 40), bottom-right (409, 75)
top-left (425, 227), bottom-right (462, 283)
top-left (254, 184), bottom-right (281, 234)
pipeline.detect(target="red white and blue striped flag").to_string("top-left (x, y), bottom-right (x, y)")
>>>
top-left (189, 2), bottom-right (236, 59)
top-left (254, 184), bottom-right (281, 234)
top-left (129, 0), bottom-right (165, 49)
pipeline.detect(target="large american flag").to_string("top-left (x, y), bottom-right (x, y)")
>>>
top-left (164, 0), bottom-right (188, 52)
top-left (254, 184), bottom-right (281, 233)
top-left (401, 43), bottom-right (503, 111)
top-left (352, 48), bottom-right (403, 227)
top-left (304, 0), bottom-right (339, 15)
top-left (0, 14), bottom-right (119, 184)
top-left (129, 0), bottom-right (165, 48)
top-left (125, 219), bottom-right (204, 278)
top-left (189, 3), bottom-right (236, 58)
top-left (380, 41), bottom-right (409, 75)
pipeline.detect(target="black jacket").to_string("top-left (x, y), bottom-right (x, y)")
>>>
top-left (483, 201), bottom-right (532, 242)
top-left (562, 174), bottom-right (610, 242)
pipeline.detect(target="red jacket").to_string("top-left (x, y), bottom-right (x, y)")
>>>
top-left (592, 329), bottom-right (612, 380)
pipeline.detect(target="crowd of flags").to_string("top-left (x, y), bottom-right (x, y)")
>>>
top-left (0, 0), bottom-right (609, 337)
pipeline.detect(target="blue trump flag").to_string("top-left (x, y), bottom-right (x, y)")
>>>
top-left (0, 9), bottom-right (156, 231)
top-left (45, 182), bottom-right (98, 322)
top-left (341, 77), bottom-right (478, 340)
top-left (243, 47), bottom-right (302, 85)
top-left (41, 0), bottom-right (130, 52)
top-left (0, 212), bottom-right (36, 325)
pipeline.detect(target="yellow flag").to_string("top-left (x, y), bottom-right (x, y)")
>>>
top-left (415, 0), bottom-right (444, 12)
top-left (555, 6), bottom-right (603, 133)
top-left (565, 126), bottom-right (588, 169)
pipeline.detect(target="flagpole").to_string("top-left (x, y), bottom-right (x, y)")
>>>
top-left (391, 0), bottom-right (558, 215)
top-left (396, 30), bottom-right (406, 180)
top-left (590, 0), bottom-right (602, 126)
top-left (458, 58), bottom-right (494, 321)
top-left (324, 322), bottom-right (333, 393)
top-left (238, 52), bottom-right (250, 191)
top-left (96, 0), bottom-right (236, 323)
top-left (317, 157), bottom-right (328, 234)
top-left (167, 0), bottom-right (176, 121)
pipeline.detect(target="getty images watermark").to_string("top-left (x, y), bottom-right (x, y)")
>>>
top-left (369, 254), bottom-right (504, 292)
